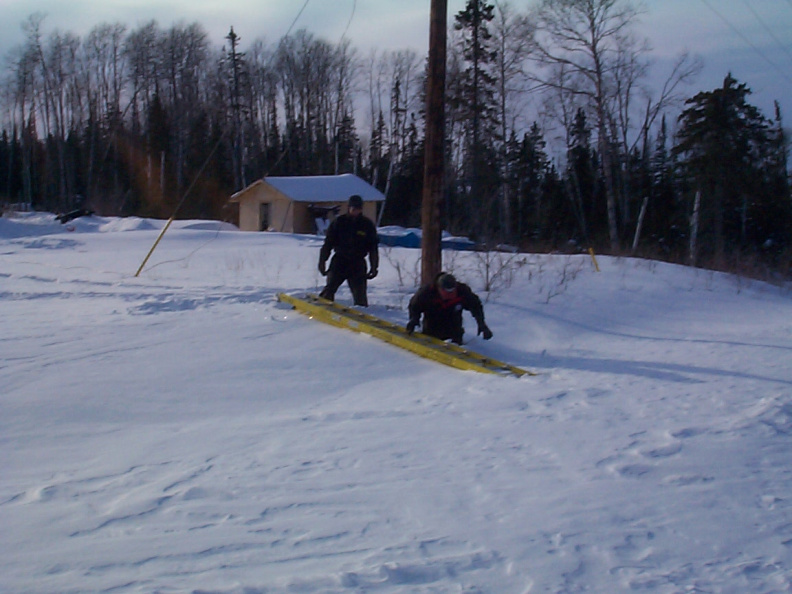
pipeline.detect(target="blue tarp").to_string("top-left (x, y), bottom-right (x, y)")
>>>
top-left (378, 230), bottom-right (421, 248)
top-left (377, 227), bottom-right (475, 251)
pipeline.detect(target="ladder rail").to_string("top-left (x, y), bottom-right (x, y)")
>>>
top-left (278, 293), bottom-right (535, 377)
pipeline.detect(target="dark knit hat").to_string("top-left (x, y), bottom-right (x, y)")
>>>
top-left (437, 273), bottom-right (457, 291)
top-left (348, 194), bottom-right (363, 209)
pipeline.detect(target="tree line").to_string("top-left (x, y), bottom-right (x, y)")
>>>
top-left (1, 0), bottom-right (790, 274)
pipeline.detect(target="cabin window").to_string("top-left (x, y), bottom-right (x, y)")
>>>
top-left (260, 203), bottom-right (271, 231)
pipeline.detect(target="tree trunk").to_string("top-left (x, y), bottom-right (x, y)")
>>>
top-left (631, 195), bottom-right (648, 254)
top-left (598, 108), bottom-right (620, 252)
top-left (689, 190), bottom-right (700, 266)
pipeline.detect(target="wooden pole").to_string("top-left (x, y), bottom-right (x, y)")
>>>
top-left (421, 0), bottom-right (447, 286)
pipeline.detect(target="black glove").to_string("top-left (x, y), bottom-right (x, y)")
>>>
top-left (478, 322), bottom-right (493, 340)
top-left (318, 260), bottom-right (327, 276)
top-left (406, 320), bottom-right (417, 335)
top-left (366, 268), bottom-right (378, 279)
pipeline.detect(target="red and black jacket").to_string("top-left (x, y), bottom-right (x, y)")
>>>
top-left (408, 276), bottom-right (485, 344)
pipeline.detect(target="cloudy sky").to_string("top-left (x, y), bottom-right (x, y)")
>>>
top-left (1, 0), bottom-right (791, 119)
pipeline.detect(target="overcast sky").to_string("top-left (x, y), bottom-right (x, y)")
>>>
top-left (1, 0), bottom-right (791, 120)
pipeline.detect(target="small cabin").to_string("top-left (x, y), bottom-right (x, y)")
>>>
top-left (229, 173), bottom-right (385, 234)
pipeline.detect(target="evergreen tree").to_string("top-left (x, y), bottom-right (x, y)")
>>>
top-left (451, 0), bottom-right (501, 240)
top-left (506, 123), bottom-right (551, 242)
top-left (140, 92), bottom-right (170, 217)
top-left (381, 115), bottom-right (424, 228)
top-left (367, 110), bottom-right (390, 191)
top-left (648, 116), bottom-right (685, 257)
top-left (334, 111), bottom-right (358, 174)
top-left (753, 101), bottom-right (792, 259)
top-left (225, 27), bottom-right (249, 190)
top-left (674, 74), bottom-right (779, 263)
top-left (565, 108), bottom-right (599, 243)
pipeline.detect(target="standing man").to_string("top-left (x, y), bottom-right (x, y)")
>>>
top-left (318, 194), bottom-right (379, 307)
top-left (406, 272), bottom-right (492, 345)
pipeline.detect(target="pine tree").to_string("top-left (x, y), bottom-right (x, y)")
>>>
top-left (506, 123), bottom-right (550, 242)
top-left (334, 111), bottom-right (358, 174)
top-left (225, 27), bottom-right (249, 190)
top-left (565, 108), bottom-right (598, 243)
top-left (451, 0), bottom-right (501, 240)
top-left (674, 74), bottom-right (774, 262)
top-left (367, 110), bottom-right (389, 188)
top-left (649, 116), bottom-right (685, 257)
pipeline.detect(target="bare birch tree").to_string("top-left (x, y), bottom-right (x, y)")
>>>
top-left (491, 0), bottom-right (534, 241)
top-left (529, 0), bottom-right (642, 251)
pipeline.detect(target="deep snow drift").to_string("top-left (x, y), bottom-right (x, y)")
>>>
top-left (1, 211), bottom-right (791, 593)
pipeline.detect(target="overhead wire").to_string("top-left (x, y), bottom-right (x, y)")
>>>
top-left (285, 0), bottom-right (311, 38)
top-left (254, 0), bottom-right (312, 178)
top-left (740, 0), bottom-right (792, 63)
top-left (341, 0), bottom-right (358, 42)
top-left (698, 0), bottom-right (792, 86)
top-left (264, 0), bottom-right (358, 178)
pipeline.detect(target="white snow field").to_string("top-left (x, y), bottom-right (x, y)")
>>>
top-left (1, 211), bottom-right (791, 593)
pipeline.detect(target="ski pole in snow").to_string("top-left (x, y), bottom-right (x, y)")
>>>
top-left (134, 133), bottom-right (224, 277)
top-left (134, 217), bottom-right (176, 277)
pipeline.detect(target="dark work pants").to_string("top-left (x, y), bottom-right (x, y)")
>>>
top-left (422, 321), bottom-right (464, 345)
top-left (320, 256), bottom-right (368, 306)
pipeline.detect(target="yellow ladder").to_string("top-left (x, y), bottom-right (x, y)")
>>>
top-left (277, 293), bottom-right (535, 378)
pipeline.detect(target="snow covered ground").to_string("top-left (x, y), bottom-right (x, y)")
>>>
top-left (1, 211), bottom-right (791, 593)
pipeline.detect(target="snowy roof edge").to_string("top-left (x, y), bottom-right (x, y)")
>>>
top-left (254, 173), bottom-right (386, 203)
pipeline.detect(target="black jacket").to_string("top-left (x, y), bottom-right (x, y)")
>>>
top-left (408, 277), bottom-right (486, 343)
top-left (319, 213), bottom-right (379, 270)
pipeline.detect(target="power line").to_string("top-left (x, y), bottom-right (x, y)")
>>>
top-left (258, 0), bottom-right (311, 179)
top-left (340, 0), bottom-right (358, 43)
top-left (263, 0), bottom-right (355, 179)
top-left (698, 0), bottom-right (792, 86)
top-left (283, 0), bottom-right (356, 44)
top-left (740, 0), bottom-right (792, 63)
top-left (285, 0), bottom-right (311, 38)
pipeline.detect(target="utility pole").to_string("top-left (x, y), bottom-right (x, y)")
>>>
top-left (421, 0), bottom-right (447, 285)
